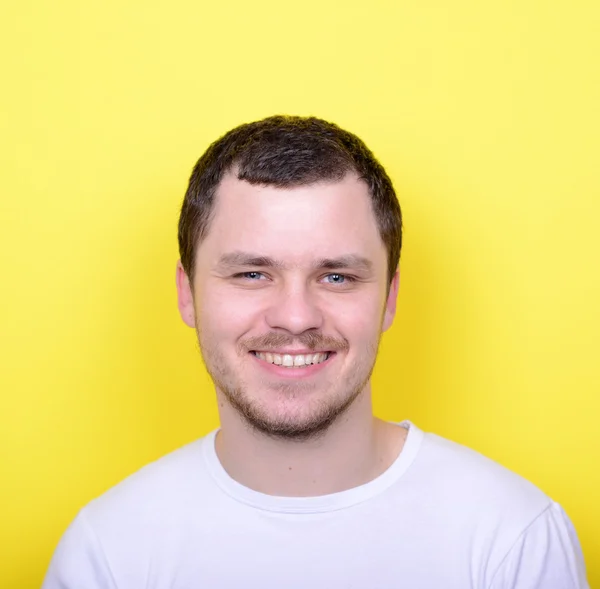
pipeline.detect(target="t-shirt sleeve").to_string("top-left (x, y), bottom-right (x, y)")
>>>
top-left (41, 509), bottom-right (118, 589)
top-left (489, 501), bottom-right (589, 589)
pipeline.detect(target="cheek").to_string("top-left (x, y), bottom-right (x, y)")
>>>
top-left (322, 292), bottom-right (385, 339)
top-left (196, 286), bottom-right (264, 337)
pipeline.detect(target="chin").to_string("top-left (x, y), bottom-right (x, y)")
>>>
top-left (227, 387), bottom-right (362, 442)
top-left (244, 412), bottom-right (339, 442)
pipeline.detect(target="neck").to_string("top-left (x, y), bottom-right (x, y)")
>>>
top-left (214, 387), bottom-right (405, 497)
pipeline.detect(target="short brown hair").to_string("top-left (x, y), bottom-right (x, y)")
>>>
top-left (178, 115), bottom-right (402, 284)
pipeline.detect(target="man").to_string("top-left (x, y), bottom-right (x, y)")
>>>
top-left (43, 115), bottom-right (589, 588)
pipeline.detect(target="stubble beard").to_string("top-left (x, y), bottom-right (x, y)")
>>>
top-left (196, 328), bottom-right (381, 442)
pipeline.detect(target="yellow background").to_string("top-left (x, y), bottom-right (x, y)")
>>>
top-left (1, 0), bottom-right (598, 586)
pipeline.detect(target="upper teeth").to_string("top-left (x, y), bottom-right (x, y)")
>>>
top-left (254, 352), bottom-right (329, 367)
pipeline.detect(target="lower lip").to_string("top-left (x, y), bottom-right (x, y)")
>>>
top-left (250, 352), bottom-right (335, 378)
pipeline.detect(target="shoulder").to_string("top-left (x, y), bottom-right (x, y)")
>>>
top-left (403, 424), bottom-right (571, 582)
top-left (406, 423), bottom-right (552, 535)
top-left (83, 432), bottom-right (216, 528)
top-left (43, 435), bottom-right (217, 588)
top-left (421, 427), bottom-right (548, 503)
top-left (489, 501), bottom-right (590, 588)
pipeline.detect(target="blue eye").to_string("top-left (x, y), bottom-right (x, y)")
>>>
top-left (238, 272), bottom-right (265, 280)
top-left (324, 273), bottom-right (354, 284)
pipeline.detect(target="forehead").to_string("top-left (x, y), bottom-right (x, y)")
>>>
top-left (199, 172), bottom-right (386, 266)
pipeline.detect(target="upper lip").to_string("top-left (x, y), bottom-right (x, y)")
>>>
top-left (252, 349), bottom-right (331, 355)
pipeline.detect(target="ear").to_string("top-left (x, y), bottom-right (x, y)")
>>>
top-left (176, 260), bottom-right (196, 328)
top-left (382, 269), bottom-right (400, 332)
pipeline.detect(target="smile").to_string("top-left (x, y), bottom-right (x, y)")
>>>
top-left (251, 351), bottom-right (331, 368)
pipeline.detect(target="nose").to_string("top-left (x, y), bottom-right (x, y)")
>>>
top-left (264, 282), bottom-right (324, 335)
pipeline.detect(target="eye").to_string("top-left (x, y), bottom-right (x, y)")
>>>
top-left (234, 271), bottom-right (266, 280)
top-left (323, 273), bottom-right (355, 285)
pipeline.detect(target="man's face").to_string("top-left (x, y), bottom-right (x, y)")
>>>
top-left (177, 172), bottom-right (399, 440)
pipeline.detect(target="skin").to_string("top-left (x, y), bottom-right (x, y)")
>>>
top-left (176, 171), bottom-right (406, 497)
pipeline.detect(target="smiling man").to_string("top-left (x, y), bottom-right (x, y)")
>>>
top-left (43, 115), bottom-right (589, 588)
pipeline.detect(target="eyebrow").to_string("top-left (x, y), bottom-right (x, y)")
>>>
top-left (313, 255), bottom-right (373, 272)
top-left (217, 252), bottom-right (374, 272)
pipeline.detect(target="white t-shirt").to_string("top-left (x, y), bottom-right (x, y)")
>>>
top-left (42, 422), bottom-right (589, 588)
